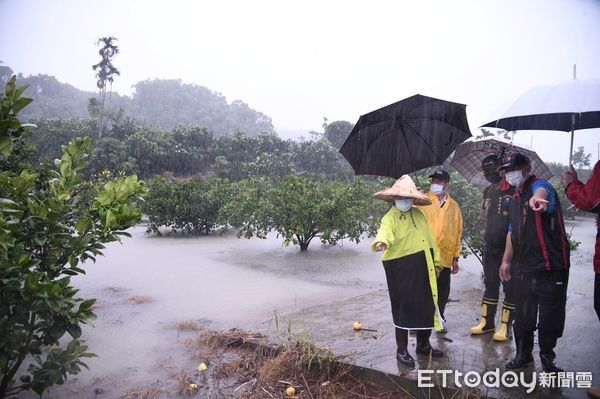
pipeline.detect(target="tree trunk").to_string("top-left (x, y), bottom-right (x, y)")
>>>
top-left (298, 233), bottom-right (315, 251)
top-left (108, 81), bottom-right (113, 107)
top-left (98, 88), bottom-right (106, 139)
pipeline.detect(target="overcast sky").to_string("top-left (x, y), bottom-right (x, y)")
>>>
top-left (1, 0), bottom-right (599, 164)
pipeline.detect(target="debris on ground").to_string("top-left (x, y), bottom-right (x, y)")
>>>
top-left (177, 327), bottom-right (403, 398)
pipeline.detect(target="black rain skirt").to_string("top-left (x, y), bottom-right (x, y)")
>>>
top-left (383, 251), bottom-right (435, 330)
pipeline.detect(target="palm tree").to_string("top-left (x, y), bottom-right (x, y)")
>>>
top-left (92, 36), bottom-right (120, 138)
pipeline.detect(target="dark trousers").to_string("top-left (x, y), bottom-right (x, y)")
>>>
top-left (437, 267), bottom-right (451, 320)
top-left (395, 328), bottom-right (432, 350)
top-left (513, 270), bottom-right (569, 354)
top-left (483, 247), bottom-right (515, 305)
top-left (595, 273), bottom-right (600, 322)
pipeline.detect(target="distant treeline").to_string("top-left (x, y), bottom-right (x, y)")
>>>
top-left (14, 114), bottom-right (355, 182)
top-left (0, 67), bottom-right (273, 135)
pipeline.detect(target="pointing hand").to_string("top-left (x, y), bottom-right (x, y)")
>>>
top-left (529, 197), bottom-right (548, 212)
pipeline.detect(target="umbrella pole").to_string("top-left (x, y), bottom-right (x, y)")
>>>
top-left (568, 66), bottom-right (577, 166)
top-left (568, 130), bottom-right (574, 166)
top-left (568, 114), bottom-right (575, 166)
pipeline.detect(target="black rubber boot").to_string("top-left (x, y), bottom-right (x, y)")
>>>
top-left (416, 329), bottom-right (444, 358)
top-left (395, 328), bottom-right (415, 367)
top-left (539, 336), bottom-right (563, 372)
top-left (539, 354), bottom-right (563, 373)
top-left (505, 335), bottom-right (534, 369)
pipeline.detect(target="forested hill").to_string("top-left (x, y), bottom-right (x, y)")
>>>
top-left (129, 79), bottom-right (273, 135)
top-left (1, 69), bottom-right (274, 136)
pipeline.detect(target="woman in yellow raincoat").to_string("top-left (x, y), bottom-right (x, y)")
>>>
top-left (372, 175), bottom-right (445, 368)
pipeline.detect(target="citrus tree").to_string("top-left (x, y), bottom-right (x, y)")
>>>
top-left (144, 175), bottom-right (233, 235)
top-left (224, 175), bottom-right (387, 251)
top-left (0, 77), bottom-right (147, 397)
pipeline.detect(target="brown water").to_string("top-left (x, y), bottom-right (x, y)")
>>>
top-left (21, 216), bottom-right (600, 398)
top-left (34, 228), bottom-right (383, 397)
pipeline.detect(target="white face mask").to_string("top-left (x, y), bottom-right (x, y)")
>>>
top-left (394, 198), bottom-right (414, 212)
top-left (505, 170), bottom-right (524, 187)
top-left (430, 183), bottom-right (445, 195)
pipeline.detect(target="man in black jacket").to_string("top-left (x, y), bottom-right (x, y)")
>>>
top-left (470, 155), bottom-right (516, 341)
top-left (498, 153), bottom-right (570, 373)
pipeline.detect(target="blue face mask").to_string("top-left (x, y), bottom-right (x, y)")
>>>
top-left (430, 184), bottom-right (444, 195)
top-left (394, 198), bottom-right (414, 212)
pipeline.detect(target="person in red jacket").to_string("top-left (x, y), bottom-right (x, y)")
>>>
top-left (561, 161), bottom-right (600, 322)
top-left (561, 160), bottom-right (600, 399)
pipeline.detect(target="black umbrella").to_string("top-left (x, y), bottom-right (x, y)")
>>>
top-left (339, 94), bottom-right (472, 178)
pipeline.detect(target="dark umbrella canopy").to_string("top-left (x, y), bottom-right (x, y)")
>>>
top-left (450, 137), bottom-right (553, 186)
top-left (339, 94), bottom-right (472, 178)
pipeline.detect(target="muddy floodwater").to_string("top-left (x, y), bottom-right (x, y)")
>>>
top-left (28, 216), bottom-right (600, 399)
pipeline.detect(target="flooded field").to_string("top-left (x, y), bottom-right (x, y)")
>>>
top-left (29, 216), bottom-right (599, 399)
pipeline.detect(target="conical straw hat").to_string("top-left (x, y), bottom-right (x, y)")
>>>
top-left (373, 175), bottom-right (432, 205)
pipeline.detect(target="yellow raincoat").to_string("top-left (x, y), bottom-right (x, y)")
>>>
top-left (417, 191), bottom-right (463, 268)
top-left (371, 206), bottom-right (444, 331)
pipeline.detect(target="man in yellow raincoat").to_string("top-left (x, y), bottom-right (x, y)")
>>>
top-left (417, 170), bottom-right (463, 333)
top-left (372, 175), bottom-right (445, 368)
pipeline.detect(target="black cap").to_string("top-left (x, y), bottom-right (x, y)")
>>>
top-left (429, 169), bottom-right (450, 182)
top-left (482, 155), bottom-right (501, 175)
top-left (499, 153), bottom-right (531, 170)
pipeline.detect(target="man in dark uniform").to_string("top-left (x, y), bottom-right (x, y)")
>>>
top-left (470, 155), bottom-right (516, 341)
top-left (499, 153), bottom-right (570, 373)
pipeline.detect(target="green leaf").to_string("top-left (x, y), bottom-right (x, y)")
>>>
top-left (12, 97), bottom-right (33, 113)
top-left (66, 324), bottom-right (82, 339)
top-left (105, 209), bottom-right (117, 228)
top-left (79, 299), bottom-right (96, 311)
top-left (14, 83), bottom-right (30, 99)
top-left (34, 236), bottom-right (47, 246)
top-left (97, 188), bottom-right (115, 205)
top-left (5, 76), bottom-right (16, 97)
top-left (0, 134), bottom-right (13, 156)
top-left (69, 267), bottom-right (85, 274)
top-left (57, 191), bottom-right (71, 201)
top-left (59, 158), bottom-right (72, 178)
